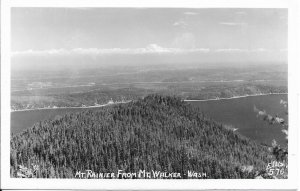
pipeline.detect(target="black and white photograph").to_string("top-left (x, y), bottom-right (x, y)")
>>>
top-left (1, 0), bottom-right (299, 190)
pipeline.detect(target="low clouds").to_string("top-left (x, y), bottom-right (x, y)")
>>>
top-left (12, 44), bottom-right (211, 57)
top-left (12, 45), bottom-right (280, 57)
top-left (215, 48), bottom-right (269, 53)
top-left (12, 49), bottom-right (68, 56)
top-left (173, 11), bottom-right (198, 29)
top-left (173, 21), bottom-right (186, 26)
top-left (183, 12), bottom-right (198, 15)
top-left (173, 20), bottom-right (187, 28)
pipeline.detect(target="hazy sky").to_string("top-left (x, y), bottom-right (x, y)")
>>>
top-left (11, 8), bottom-right (287, 67)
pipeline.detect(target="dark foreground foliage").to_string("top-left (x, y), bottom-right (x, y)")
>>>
top-left (11, 95), bottom-right (274, 178)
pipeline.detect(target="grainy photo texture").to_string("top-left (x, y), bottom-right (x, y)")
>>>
top-left (10, 8), bottom-right (288, 179)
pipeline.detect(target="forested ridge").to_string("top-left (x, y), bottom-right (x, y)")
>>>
top-left (11, 95), bottom-right (274, 178)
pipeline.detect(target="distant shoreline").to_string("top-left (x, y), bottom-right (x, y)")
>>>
top-left (184, 92), bottom-right (287, 102)
top-left (11, 93), bottom-right (287, 112)
top-left (11, 101), bottom-right (131, 113)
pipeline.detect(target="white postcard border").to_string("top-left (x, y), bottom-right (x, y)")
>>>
top-left (1, 0), bottom-right (299, 189)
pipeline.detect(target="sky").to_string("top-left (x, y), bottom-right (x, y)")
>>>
top-left (11, 8), bottom-right (287, 69)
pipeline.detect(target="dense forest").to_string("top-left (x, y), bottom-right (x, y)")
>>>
top-left (11, 95), bottom-right (280, 178)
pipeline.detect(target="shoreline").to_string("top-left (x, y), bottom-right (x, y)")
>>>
top-left (11, 101), bottom-right (131, 113)
top-left (184, 92), bottom-right (287, 102)
top-left (11, 93), bottom-right (287, 112)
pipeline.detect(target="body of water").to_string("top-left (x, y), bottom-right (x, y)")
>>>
top-left (188, 94), bottom-right (288, 147)
top-left (11, 106), bottom-right (103, 135)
